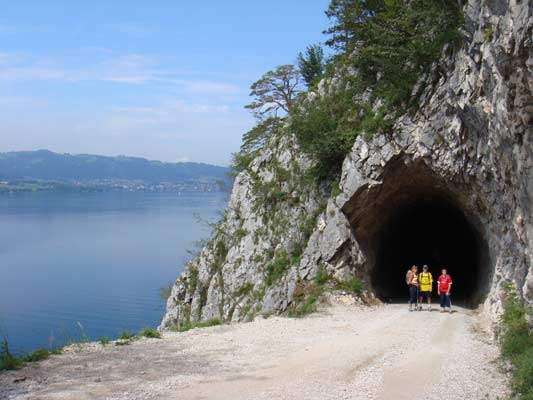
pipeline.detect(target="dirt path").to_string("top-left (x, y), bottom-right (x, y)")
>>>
top-left (0, 303), bottom-right (509, 400)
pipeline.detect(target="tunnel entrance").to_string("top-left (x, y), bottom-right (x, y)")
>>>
top-left (341, 158), bottom-right (490, 307)
top-left (370, 197), bottom-right (486, 305)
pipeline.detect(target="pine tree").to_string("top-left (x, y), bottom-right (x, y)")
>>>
top-left (245, 65), bottom-right (302, 118)
top-left (323, 0), bottom-right (383, 52)
top-left (297, 44), bottom-right (325, 86)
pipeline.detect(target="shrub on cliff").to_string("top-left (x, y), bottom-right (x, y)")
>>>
top-left (500, 284), bottom-right (533, 399)
top-left (291, 0), bottom-right (463, 181)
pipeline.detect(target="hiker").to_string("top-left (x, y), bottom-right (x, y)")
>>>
top-left (407, 265), bottom-right (419, 311)
top-left (437, 268), bottom-right (453, 312)
top-left (418, 265), bottom-right (433, 311)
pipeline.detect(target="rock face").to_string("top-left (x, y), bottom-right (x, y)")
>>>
top-left (160, 0), bottom-right (532, 330)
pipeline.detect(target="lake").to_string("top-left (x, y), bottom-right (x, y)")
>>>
top-left (0, 191), bottom-right (228, 354)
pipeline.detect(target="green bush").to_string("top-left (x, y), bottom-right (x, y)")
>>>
top-left (98, 337), bottom-right (110, 346)
top-left (230, 151), bottom-right (258, 175)
top-left (0, 339), bottom-right (22, 371)
top-left (23, 348), bottom-right (50, 363)
top-left (288, 281), bottom-right (324, 317)
top-left (0, 340), bottom-right (54, 371)
top-left (343, 277), bottom-right (363, 295)
top-left (188, 266), bottom-right (199, 294)
top-left (265, 251), bottom-right (291, 286)
top-left (291, 90), bottom-right (359, 181)
top-left (500, 284), bottom-right (533, 399)
top-left (314, 266), bottom-right (330, 286)
top-left (233, 282), bottom-right (254, 298)
top-left (175, 318), bottom-right (222, 333)
top-left (138, 328), bottom-right (161, 339)
top-left (118, 330), bottom-right (135, 340)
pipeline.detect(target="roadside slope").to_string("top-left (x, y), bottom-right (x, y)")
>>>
top-left (1, 303), bottom-right (509, 400)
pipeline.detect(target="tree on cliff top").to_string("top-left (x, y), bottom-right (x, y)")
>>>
top-left (244, 64), bottom-right (302, 118)
top-left (297, 44), bottom-right (325, 86)
top-left (323, 0), bottom-right (383, 52)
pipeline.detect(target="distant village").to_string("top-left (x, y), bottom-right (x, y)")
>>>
top-left (0, 178), bottom-right (229, 194)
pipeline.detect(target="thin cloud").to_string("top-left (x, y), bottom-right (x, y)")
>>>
top-left (0, 51), bottom-right (244, 96)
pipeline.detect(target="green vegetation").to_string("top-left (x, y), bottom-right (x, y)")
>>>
top-left (0, 339), bottom-right (60, 372)
top-left (231, 0), bottom-right (463, 182)
top-left (297, 44), bottom-right (325, 86)
top-left (483, 25), bottom-right (494, 41)
top-left (0, 339), bottom-right (22, 371)
top-left (293, 0), bottom-right (463, 180)
top-left (288, 265), bottom-right (364, 318)
top-left (233, 282), bottom-right (254, 298)
top-left (500, 284), bottom-right (533, 399)
top-left (265, 250), bottom-right (291, 286)
top-left (118, 330), bottom-right (136, 340)
top-left (23, 348), bottom-right (51, 363)
top-left (335, 276), bottom-right (363, 295)
top-left (174, 318), bottom-right (223, 333)
top-left (0, 324), bottom-right (166, 372)
top-left (245, 65), bottom-right (302, 117)
top-left (288, 281), bottom-right (325, 317)
top-left (98, 337), bottom-right (110, 346)
top-left (138, 328), bottom-right (161, 339)
top-left (0, 150), bottom-right (229, 188)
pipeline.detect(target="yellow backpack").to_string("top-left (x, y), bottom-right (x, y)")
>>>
top-left (419, 272), bottom-right (432, 285)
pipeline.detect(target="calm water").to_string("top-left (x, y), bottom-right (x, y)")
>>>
top-left (0, 191), bottom-right (227, 354)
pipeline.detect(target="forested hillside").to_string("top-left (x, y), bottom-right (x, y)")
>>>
top-left (0, 150), bottom-right (229, 188)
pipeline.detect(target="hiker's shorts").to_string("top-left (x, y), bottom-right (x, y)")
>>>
top-left (419, 291), bottom-right (431, 299)
top-left (439, 292), bottom-right (451, 308)
top-left (409, 285), bottom-right (418, 304)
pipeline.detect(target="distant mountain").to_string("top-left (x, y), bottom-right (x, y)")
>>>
top-left (0, 150), bottom-right (231, 192)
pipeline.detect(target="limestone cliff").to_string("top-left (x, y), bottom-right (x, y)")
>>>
top-left (160, 0), bottom-right (532, 329)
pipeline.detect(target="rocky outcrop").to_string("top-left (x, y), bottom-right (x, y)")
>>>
top-left (161, 0), bottom-right (532, 330)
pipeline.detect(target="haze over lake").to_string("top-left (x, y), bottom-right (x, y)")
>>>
top-left (0, 191), bottom-right (227, 353)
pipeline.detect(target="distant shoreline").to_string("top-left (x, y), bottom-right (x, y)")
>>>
top-left (0, 179), bottom-right (231, 194)
top-left (0, 149), bottom-right (233, 194)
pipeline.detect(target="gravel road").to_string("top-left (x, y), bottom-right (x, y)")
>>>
top-left (0, 302), bottom-right (510, 400)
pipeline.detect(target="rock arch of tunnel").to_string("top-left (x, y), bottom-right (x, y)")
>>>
top-left (342, 159), bottom-right (491, 306)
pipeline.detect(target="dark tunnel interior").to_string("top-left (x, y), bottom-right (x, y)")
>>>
top-left (370, 197), bottom-right (487, 306)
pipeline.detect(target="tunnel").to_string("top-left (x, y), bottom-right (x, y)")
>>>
top-left (370, 197), bottom-right (486, 305)
top-left (342, 158), bottom-right (490, 307)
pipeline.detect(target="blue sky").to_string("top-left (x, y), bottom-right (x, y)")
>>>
top-left (0, 1), bottom-right (330, 165)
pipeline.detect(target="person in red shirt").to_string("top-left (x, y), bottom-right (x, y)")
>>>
top-left (437, 268), bottom-right (453, 312)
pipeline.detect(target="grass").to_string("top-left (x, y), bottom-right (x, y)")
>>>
top-left (500, 284), bottom-right (533, 399)
top-left (98, 337), bottom-right (110, 346)
top-left (173, 318), bottom-right (223, 333)
top-left (335, 276), bottom-right (363, 295)
top-left (138, 328), bottom-right (161, 339)
top-left (0, 339), bottom-right (22, 371)
top-left (22, 348), bottom-right (51, 363)
top-left (1, 324), bottom-right (165, 372)
top-left (1, 339), bottom-right (59, 372)
top-left (288, 271), bottom-right (364, 318)
top-left (265, 250), bottom-right (291, 286)
top-left (288, 280), bottom-right (324, 318)
top-left (118, 330), bottom-right (136, 340)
